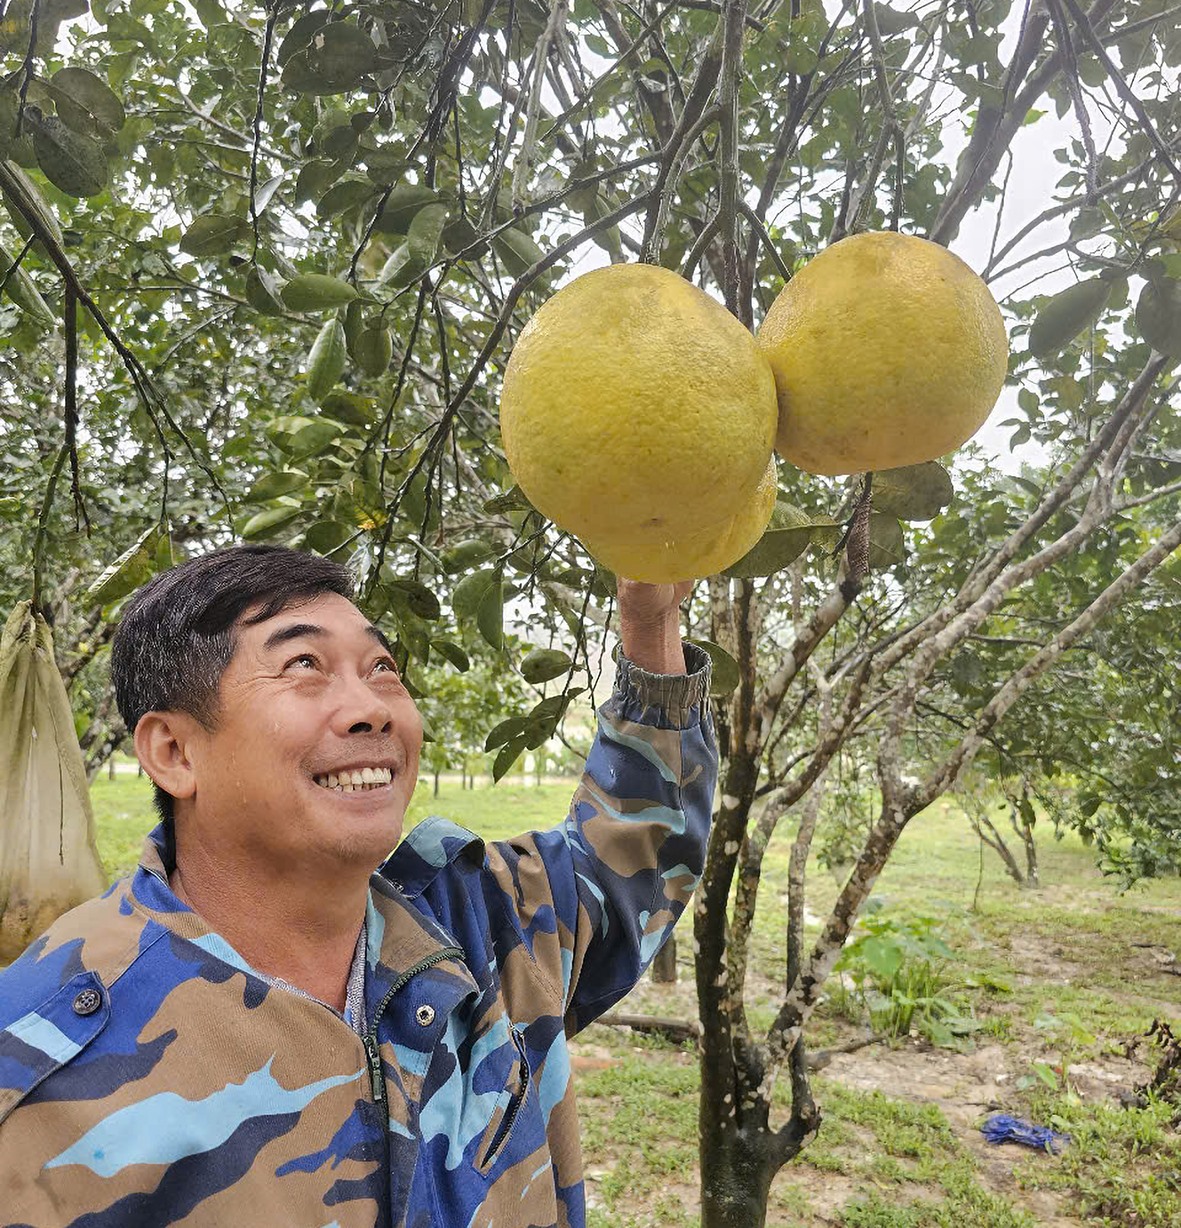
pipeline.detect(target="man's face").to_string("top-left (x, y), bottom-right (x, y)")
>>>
top-left (180, 592), bottom-right (422, 872)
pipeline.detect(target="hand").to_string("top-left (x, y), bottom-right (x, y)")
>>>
top-left (616, 577), bottom-right (693, 675)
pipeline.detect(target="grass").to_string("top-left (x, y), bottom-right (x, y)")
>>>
top-left (90, 774), bottom-right (1181, 1226)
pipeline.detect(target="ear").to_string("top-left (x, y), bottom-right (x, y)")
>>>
top-left (134, 711), bottom-right (202, 801)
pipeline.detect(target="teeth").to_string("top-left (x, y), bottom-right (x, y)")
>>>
top-left (314, 767), bottom-right (392, 791)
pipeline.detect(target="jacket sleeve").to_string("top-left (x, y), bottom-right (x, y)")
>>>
top-left (484, 642), bottom-right (716, 1033)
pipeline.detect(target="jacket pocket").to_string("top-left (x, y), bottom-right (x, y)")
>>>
top-left (475, 1024), bottom-right (530, 1173)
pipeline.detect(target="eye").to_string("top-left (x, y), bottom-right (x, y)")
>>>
top-left (285, 653), bottom-right (319, 671)
top-left (372, 658), bottom-right (399, 676)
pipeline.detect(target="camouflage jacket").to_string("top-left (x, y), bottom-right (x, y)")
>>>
top-left (0, 647), bottom-right (715, 1227)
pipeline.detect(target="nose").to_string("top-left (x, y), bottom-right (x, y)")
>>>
top-left (333, 673), bottom-right (394, 736)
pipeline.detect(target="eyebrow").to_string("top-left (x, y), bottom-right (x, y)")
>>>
top-left (262, 622), bottom-right (396, 657)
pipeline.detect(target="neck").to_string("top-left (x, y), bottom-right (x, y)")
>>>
top-left (169, 828), bottom-right (368, 1013)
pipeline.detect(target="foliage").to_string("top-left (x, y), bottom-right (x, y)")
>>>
top-left (834, 906), bottom-right (985, 1047)
top-left (1, 0), bottom-right (1179, 1222)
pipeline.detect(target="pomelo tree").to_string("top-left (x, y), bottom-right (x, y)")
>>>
top-left (0, 0), bottom-right (1178, 1223)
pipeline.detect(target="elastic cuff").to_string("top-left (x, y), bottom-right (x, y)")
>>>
top-left (614, 642), bottom-right (711, 726)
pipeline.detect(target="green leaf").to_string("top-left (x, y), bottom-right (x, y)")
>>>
top-left (289, 417), bottom-right (343, 458)
top-left (431, 638), bottom-right (470, 672)
top-left (355, 325), bottom-right (393, 377)
top-left (1028, 278), bottom-right (1114, 358)
top-left (48, 67), bottom-right (125, 137)
top-left (686, 638), bottom-right (740, 698)
top-left (483, 485), bottom-right (533, 514)
top-left (376, 242), bottom-right (427, 289)
top-left (317, 178), bottom-right (376, 219)
top-left (441, 539), bottom-right (496, 572)
top-left (521, 648), bottom-right (572, 684)
top-left (493, 227), bottom-right (546, 276)
top-left (860, 934), bottom-right (904, 979)
top-left (319, 390), bottom-right (375, 426)
top-left (245, 265), bottom-right (286, 315)
top-left (1135, 277), bottom-right (1181, 358)
top-left (304, 520), bottom-right (354, 554)
top-left (485, 715), bottom-right (529, 752)
top-left (180, 213), bottom-right (250, 258)
top-left (374, 183), bottom-right (440, 234)
top-left (452, 567), bottom-right (498, 619)
top-left (282, 273), bottom-right (358, 312)
top-left (725, 504), bottom-right (839, 577)
top-left (477, 572), bottom-right (504, 649)
top-left (386, 577), bottom-right (442, 620)
top-left (85, 524), bottom-right (160, 605)
top-left (868, 514), bottom-right (906, 569)
top-left (871, 463), bottom-right (954, 521)
top-left (0, 160), bottom-right (63, 248)
top-left (305, 317), bottom-right (347, 402)
top-left (492, 735), bottom-right (528, 782)
top-left (30, 111), bottom-right (107, 197)
top-left (294, 158), bottom-right (345, 204)
top-left (244, 470), bottom-right (309, 503)
top-left (407, 202), bottom-right (448, 264)
top-left (251, 172), bottom-right (283, 216)
top-left (0, 244), bottom-right (54, 326)
top-left (281, 21), bottom-right (378, 94)
top-left (241, 504), bottom-right (301, 540)
top-left (276, 8), bottom-right (331, 66)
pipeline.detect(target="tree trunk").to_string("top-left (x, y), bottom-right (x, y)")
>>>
top-left (699, 1106), bottom-right (779, 1228)
top-left (108, 757), bottom-right (116, 780)
top-left (433, 769), bottom-right (440, 797)
top-left (651, 934), bottom-right (677, 983)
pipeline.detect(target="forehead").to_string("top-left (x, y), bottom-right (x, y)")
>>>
top-left (237, 592), bottom-right (389, 653)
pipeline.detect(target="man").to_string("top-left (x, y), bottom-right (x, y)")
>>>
top-left (0, 545), bottom-right (715, 1227)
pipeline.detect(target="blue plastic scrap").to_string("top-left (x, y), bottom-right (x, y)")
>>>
top-left (980, 1113), bottom-right (1070, 1153)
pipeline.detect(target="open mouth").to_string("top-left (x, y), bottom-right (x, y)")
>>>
top-left (313, 767), bottom-right (393, 793)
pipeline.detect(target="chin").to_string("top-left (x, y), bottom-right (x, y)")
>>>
top-left (324, 813), bottom-right (406, 869)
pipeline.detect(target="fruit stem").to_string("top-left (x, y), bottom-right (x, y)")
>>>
top-left (840, 473), bottom-right (873, 602)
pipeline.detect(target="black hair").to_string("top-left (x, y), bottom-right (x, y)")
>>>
top-left (110, 545), bottom-right (353, 823)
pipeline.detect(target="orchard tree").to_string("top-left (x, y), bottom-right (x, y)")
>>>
top-left (1, 1), bottom-right (1179, 1225)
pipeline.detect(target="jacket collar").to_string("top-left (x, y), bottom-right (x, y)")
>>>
top-left (134, 824), bottom-right (468, 991)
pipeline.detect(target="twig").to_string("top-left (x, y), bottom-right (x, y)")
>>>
top-left (63, 285), bottom-right (88, 533)
top-left (1046, 0), bottom-right (1099, 201)
top-left (1058, 0), bottom-right (1181, 187)
top-left (512, 0), bottom-right (570, 209)
top-left (248, 5), bottom-right (278, 261)
top-left (31, 443), bottom-right (69, 613)
top-left (717, 0), bottom-right (747, 317)
top-left (16, 0), bottom-right (40, 138)
top-left (0, 162), bottom-right (231, 526)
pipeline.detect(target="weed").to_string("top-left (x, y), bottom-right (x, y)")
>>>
top-left (834, 906), bottom-right (984, 1047)
top-left (837, 1193), bottom-right (926, 1227)
top-left (1022, 1092), bottom-right (1181, 1225)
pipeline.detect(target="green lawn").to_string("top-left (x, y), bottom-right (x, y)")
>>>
top-left (89, 773), bottom-right (1181, 1227)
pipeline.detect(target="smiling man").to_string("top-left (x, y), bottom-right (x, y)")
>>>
top-left (0, 544), bottom-right (716, 1227)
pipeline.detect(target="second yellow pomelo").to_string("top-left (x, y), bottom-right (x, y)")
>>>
top-left (757, 232), bottom-right (1008, 475)
top-left (586, 457), bottom-right (778, 583)
top-left (500, 263), bottom-right (778, 544)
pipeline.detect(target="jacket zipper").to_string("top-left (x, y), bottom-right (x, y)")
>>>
top-left (363, 946), bottom-right (463, 1104)
top-left (479, 1026), bottom-right (530, 1169)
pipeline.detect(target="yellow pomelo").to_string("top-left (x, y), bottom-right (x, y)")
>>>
top-left (586, 457), bottom-right (778, 583)
top-left (500, 263), bottom-right (777, 541)
top-left (757, 232), bottom-right (1008, 475)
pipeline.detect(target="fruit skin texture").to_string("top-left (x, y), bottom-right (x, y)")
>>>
top-left (500, 263), bottom-right (778, 540)
top-left (586, 457), bottom-right (778, 583)
top-left (757, 232), bottom-right (1008, 475)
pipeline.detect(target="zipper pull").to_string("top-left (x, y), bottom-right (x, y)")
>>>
top-left (363, 1033), bottom-right (386, 1105)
